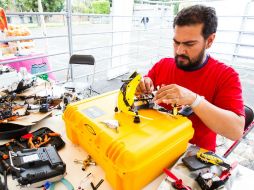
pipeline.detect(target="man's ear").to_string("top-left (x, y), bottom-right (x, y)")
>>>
top-left (206, 33), bottom-right (216, 49)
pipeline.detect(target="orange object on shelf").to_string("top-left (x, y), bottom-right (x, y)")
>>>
top-left (5, 24), bottom-right (31, 37)
top-left (0, 7), bottom-right (8, 31)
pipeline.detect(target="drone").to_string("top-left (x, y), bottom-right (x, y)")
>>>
top-left (0, 93), bottom-right (29, 123)
top-left (13, 78), bottom-right (36, 94)
top-left (25, 95), bottom-right (62, 113)
top-left (62, 87), bottom-right (82, 110)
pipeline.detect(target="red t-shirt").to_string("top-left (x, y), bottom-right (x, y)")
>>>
top-left (147, 56), bottom-right (244, 151)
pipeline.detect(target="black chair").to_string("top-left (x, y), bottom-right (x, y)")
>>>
top-left (64, 54), bottom-right (99, 96)
top-left (223, 105), bottom-right (254, 158)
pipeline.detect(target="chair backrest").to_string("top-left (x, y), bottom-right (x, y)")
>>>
top-left (69, 54), bottom-right (95, 65)
top-left (244, 105), bottom-right (254, 130)
top-left (223, 105), bottom-right (254, 158)
top-left (67, 54), bottom-right (97, 94)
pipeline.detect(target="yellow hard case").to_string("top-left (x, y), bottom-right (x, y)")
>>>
top-left (63, 91), bottom-right (194, 190)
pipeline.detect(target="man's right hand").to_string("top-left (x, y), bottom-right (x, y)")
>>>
top-left (135, 77), bottom-right (154, 95)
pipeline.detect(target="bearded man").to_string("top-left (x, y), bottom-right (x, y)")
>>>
top-left (136, 5), bottom-right (245, 151)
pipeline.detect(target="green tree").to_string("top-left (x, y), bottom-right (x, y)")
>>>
top-left (72, 0), bottom-right (87, 13)
top-left (91, 0), bottom-right (110, 14)
top-left (15, 0), bottom-right (64, 12)
top-left (134, 0), bottom-right (142, 3)
top-left (0, 0), bottom-right (11, 10)
top-left (173, 2), bottom-right (179, 15)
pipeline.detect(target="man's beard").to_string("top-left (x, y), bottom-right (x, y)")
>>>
top-left (175, 48), bottom-right (206, 71)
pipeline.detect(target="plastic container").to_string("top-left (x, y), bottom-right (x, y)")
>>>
top-left (63, 90), bottom-right (194, 190)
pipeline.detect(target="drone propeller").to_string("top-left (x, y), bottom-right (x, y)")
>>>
top-left (163, 168), bottom-right (192, 190)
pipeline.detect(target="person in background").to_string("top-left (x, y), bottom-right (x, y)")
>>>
top-left (136, 5), bottom-right (245, 151)
top-left (141, 16), bottom-right (149, 29)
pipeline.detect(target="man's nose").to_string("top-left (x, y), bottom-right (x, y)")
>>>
top-left (176, 44), bottom-right (187, 55)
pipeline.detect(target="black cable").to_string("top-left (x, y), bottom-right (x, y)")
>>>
top-left (94, 179), bottom-right (104, 189)
top-left (0, 176), bottom-right (5, 190)
top-left (3, 170), bottom-right (8, 190)
top-left (90, 179), bottom-right (104, 190)
top-left (0, 160), bottom-right (9, 190)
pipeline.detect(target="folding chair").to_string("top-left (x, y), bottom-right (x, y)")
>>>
top-left (64, 54), bottom-right (99, 97)
top-left (223, 105), bottom-right (254, 158)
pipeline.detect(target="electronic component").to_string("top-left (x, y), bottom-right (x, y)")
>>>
top-left (195, 162), bottom-right (238, 190)
top-left (178, 106), bottom-right (193, 116)
top-left (0, 66), bottom-right (19, 91)
top-left (9, 146), bottom-right (66, 187)
top-left (182, 155), bottom-right (212, 171)
top-left (14, 78), bottom-right (35, 93)
top-left (196, 172), bottom-right (224, 190)
top-left (74, 155), bottom-right (96, 171)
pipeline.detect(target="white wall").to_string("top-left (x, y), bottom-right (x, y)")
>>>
top-left (107, 0), bottom-right (134, 80)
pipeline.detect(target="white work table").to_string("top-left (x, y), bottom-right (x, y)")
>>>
top-left (2, 115), bottom-right (254, 190)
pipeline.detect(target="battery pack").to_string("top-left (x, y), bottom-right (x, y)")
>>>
top-left (9, 146), bottom-right (66, 187)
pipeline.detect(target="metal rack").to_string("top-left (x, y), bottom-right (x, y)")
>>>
top-left (1, 0), bottom-right (254, 83)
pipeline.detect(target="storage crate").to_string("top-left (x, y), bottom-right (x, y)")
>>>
top-left (63, 90), bottom-right (194, 190)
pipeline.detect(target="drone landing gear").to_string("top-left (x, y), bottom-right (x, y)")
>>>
top-left (114, 107), bottom-right (140, 123)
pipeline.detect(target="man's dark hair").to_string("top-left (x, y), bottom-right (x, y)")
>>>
top-left (173, 5), bottom-right (218, 39)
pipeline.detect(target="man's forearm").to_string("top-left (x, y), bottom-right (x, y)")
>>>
top-left (192, 99), bottom-right (244, 141)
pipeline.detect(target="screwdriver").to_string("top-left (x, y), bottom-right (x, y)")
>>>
top-left (196, 151), bottom-right (231, 169)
